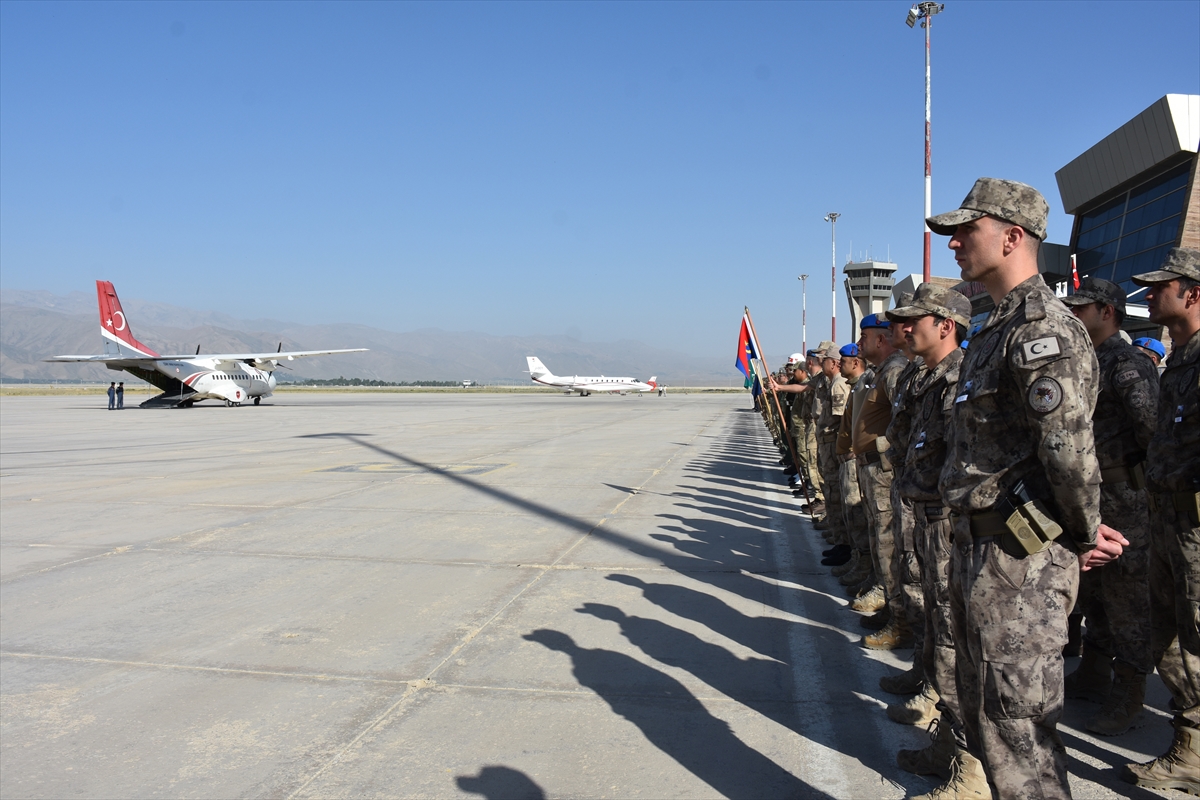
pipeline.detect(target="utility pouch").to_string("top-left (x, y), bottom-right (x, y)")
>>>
top-left (999, 479), bottom-right (1064, 557)
top-left (1004, 500), bottom-right (1064, 556)
top-left (1129, 462), bottom-right (1146, 492)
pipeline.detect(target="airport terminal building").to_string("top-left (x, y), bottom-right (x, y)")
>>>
top-left (1055, 94), bottom-right (1200, 335)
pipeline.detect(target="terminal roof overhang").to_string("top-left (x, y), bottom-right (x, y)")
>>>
top-left (1055, 94), bottom-right (1200, 215)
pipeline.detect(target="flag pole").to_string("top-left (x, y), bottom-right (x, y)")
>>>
top-left (745, 307), bottom-right (812, 506)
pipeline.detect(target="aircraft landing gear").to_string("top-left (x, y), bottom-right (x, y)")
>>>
top-left (226, 399), bottom-right (241, 407)
top-left (253, 396), bottom-right (261, 406)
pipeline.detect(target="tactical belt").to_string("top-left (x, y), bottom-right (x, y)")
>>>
top-left (1148, 491), bottom-right (1200, 525)
top-left (920, 504), bottom-right (949, 522)
top-left (1099, 462), bottom-right (1145, 489)
top-left (950, 510), bottom-right (1030, 558)
top-left (819, 432), bottom-right (838, 444)
top-left (856, 450), bottom-right (883, 467)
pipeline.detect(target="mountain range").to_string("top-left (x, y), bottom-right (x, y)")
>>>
top-left (0, 289), bottom-right (735, 386)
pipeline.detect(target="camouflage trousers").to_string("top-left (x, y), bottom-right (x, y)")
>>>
top-left (914, 508), bottom-right (963, 743)
top-left (1148, 493), bottom-right (1200, 729)
top-left (839, 457), bottom-right (869, 553)
top-left (804, 419), bottom-right (823, 502)
top-left (1076, 482), bottom-right (1151, 673)
top-left (859, 459), bottom-right (896, 599)
top-left (817, 440), bottom-right (847, 545)
top-left (950, 529), bottom-right (1078, 800)
top-left (893, 487), bottom-right (926, 643)
top-left (791, 417), bottom-right (821, 502)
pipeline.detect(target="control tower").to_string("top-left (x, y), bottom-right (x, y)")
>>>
top-left (843, 259), bottom-right (899, 333)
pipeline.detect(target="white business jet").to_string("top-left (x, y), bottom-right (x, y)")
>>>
top-left (526, 356), bottom-right (656, 396)
top-left (46, 281), bottom-right (367, 408)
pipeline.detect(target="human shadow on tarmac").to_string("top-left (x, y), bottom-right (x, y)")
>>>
top-left (455, 765), bottom-right (546, 799)
top-left (523, 629), bottom-right (834, 800)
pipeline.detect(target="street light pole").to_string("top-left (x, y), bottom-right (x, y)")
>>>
top-left (824, 213), bottom-right (840, 342)
top-left (798, 274), bottom-right (809, 355)
top-left (907, 2), bottom-right (944, 283)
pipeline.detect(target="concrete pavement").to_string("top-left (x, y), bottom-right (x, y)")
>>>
top-left (0, 393), bottom-right (1174, 798)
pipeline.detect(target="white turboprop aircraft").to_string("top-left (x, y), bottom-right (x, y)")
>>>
top-left (45, 281), bottom-right (367, 408)
top-left (526, 356), bottom-right (656, 396)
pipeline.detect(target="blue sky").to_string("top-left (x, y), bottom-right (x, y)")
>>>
top-left (2, 1), bottom-right (1198, 362)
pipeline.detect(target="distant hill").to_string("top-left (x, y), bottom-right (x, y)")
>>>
top-left (0, 290), bottom-right (734, 386)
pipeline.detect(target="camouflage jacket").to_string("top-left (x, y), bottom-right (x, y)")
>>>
top-left (885, 357), bottom-right (926, 453)
top-left (1146, 329), bottom-right (1200, 493)
top-left (839, 370), bottom-right (870, 455)
top-left (939, 275), bottom-right (1101, 549)
top-left (817, 373), bottom-right (849, 439)
top-left (897, 348), bottom-right (962, 502)
top-left (807, 372), bottom-right (829, 422)
top-left (1093, 333), bottom-right (1158, 471)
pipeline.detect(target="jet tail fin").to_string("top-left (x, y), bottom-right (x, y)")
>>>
top-left (648, 376), bottom-right (657, 388)
top-left (526, 356), bottom-right (552, 379)
top-left (97, 281), bottom-right (159, 357)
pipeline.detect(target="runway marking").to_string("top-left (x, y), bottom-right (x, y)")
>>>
top-left (283, 409), bottom-right (727, 799)
top-left (314, 462), bottom-right (510, 475)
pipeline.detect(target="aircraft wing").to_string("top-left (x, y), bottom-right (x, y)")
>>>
top-left (46, 349), bottom-right (367, 364)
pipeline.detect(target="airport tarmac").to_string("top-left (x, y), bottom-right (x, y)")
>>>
top-left (0, 393), bottom-right (1175, 799)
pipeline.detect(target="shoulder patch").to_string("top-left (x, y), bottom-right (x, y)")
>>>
top-left (1021, 336), bottom-right (1062, 365)
top-left (1028, 377), bottom-right (1063, 413)
top-left (1114, 369), bottom-right (1144, 388)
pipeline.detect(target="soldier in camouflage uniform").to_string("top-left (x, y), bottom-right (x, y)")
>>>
top-left (1061, 278), bottom-right (1158, 736)
top-left (878, 295), bottom-right (929, 693)
top-left (852, 314), bottom-right (914, 649)
top-left (815, 345), bottom-right (852, 551)
top-left (803, 351), bottom-right (827, 514)
top-left (886, 284), bottom-right (974, 777)
top-left (1123, 248), bottom-right (1200, 795)
top-left (836, 343), bottom-right (875, 592)
top-left (926, 178), bottom-right (1128, 800)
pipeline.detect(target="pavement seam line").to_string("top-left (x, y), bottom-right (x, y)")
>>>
top-left (282, 409), bottom-right (724, 799)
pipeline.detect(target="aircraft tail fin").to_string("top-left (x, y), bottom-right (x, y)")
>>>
top-left (97, 281), bottom-right (159, 357)
top-left (526, 356), bottom-right (552, 379)
top-left (648, 376), bottom-right (657, 389)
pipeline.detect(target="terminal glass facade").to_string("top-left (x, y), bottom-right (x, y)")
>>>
top-left (1073, 159), bottom-right (1192, 293)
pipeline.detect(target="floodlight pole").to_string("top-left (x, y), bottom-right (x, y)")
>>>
top-left (798, 274), bottom-right (809, 355)
top-left (909, 2), bottom-right (943, 282)
top-left (825, 214), bottom-right (840, 342)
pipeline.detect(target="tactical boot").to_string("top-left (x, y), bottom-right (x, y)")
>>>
top-left (865, 615), bottom-right (914, 651)
top-left (850, 584), bottom-right (886, 613)
top-left (822, 543), bottom-right (849, 558)
top-left (846, 573), bottom-right (876, 598)
top-left (821, 545), bottom-right (853, 566)
top-left (1087, 662), bottom-right (1146, 736)
top-left (839, 554), bottom-right (873, 586)
top-left (887, 681), bottom-right (940, 726)
top-left (1064, 644), bottom-right (1112, 703)
top-left (812, 516), bottom-right (830, 531)
top-left (803, 500), bottom-right (826, 516)
top-left (861, 606), bottom-right (891, 630)
top-left (1123, 720), bottom-right (1200, 795)
top-left (898, 718), bottom-right (957, 778)
top-left (880, 659), bottom-right (923, 695)
top-left (911, 750), bottom-right (993, 800)
top-left (831, 549), bottom-right (860, 578)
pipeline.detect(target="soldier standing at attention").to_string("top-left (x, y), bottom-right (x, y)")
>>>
top-left (1123, 247), bottom-right (1200, 794)
top-left (836, 344), bottom-right (875, 596)
top-left (887, 283), bottom-right (973, 779)
top-left (879, 293), bottom-right (930, 692)
top-left (928, 178), bottom-right (1126, 800)
top-left (802, 350), bottom-right (827, 517)
top-left (1061, 277), bottom-right (1158, 736)
top-left (107, 381), bottom-right (116, 410)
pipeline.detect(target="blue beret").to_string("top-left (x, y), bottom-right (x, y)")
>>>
top-left (860, 313), bottom-right (890, 329)
top-left (1132, 337), bottom-right (1166, 359)
top-left (839, 343), bottom-right (859, 358)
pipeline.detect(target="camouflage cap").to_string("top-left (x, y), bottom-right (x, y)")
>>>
top-left (1060, 276), bottom-right (1126, 313)
top-left (1131, 247), bottom-right (1200, 286)
top-left (926, 177), bottom-right (1049, 241)
top-left (885, 282), bottom-right (973, 328)
top-left (819, 344), bottom-right (841, 360)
